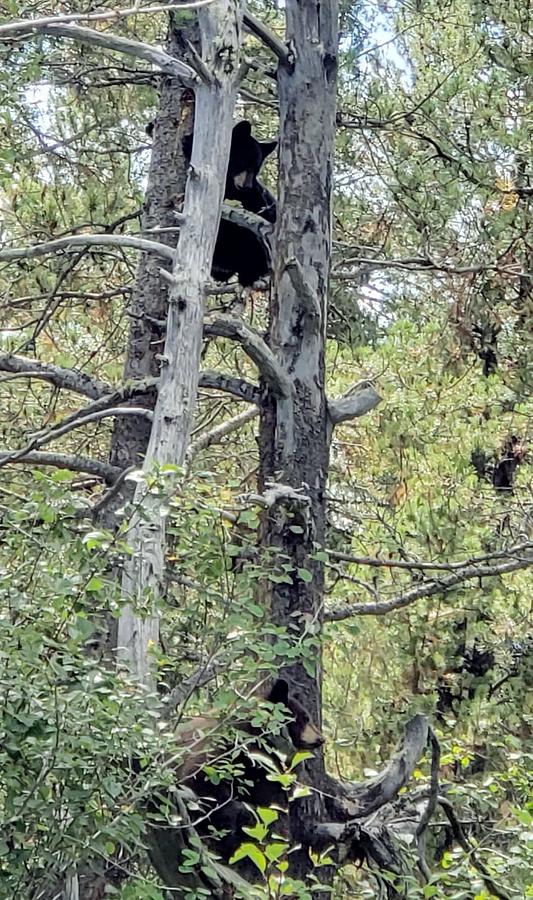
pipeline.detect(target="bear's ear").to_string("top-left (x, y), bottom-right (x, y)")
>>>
top-left (233, 120), bottom-right (253, 139)
top-left (267, 678), bottom-right (290, 706)
top-left (182, 133), bottom-right (193, 160)
top-left (259, 139), bottom-right (277, 161)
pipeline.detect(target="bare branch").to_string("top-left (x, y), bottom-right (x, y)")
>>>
top-left (332, 256), bottom-right (524, 278)
top-left (439, 797), bottom-right (512, 900)
top-left (243, 11), bottom-right (290, 66)
top-left (0, 22), bottom-right (197, 82)
top-left (163, 661), bottom-right (223, 714)
top-left (325, 552), bottom-right (533, 621)
top-left (0, 407), bottom-right (153, 471)
top-left (0, 1), bottom-right (214, 37)
top-left (342, 715), bottom-right (431, 816)
top-left (186, 406), bottom-right (258, 464)
top-left (0, 351), bottom-right (112, 399)
top-left (198, 370), bottom-right (259, 404)
top-left (78, 465), bottom-right (137, 519)
top-left (204, 315), bottom-right (291, 397)
top-left (0, 451), bottom-right (121, 483)
top-left (416, 728), bottom-right (440, 880)
top-left (0, 353), bottom-right (257, 413)
top-left (241, 481), bottom-right (311, 509)
top-left (328, 541), bottom-right (533, 572)
top-left (329, 380), bottom-right (383, 425)
top-left (222, 204), bottom-right (273, 240)
top-left (0, 234), bottom-right (176, 265)
top-left (30, 383), bottom-right (157, 441)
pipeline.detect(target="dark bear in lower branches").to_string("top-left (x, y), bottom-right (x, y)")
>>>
top-left (183, 120), bottom-right (277, 286)
top-left (212, 218), bottom-right (271, 287)
top-left (146, 679), bottom-right (324, 880)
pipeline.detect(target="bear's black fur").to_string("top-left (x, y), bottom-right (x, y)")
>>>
top-left (183, 120), bottom-right (277, 285)
top-left (183, 120), bottom-right (277, 221)
top-left (212, 218), bottom-right (271, 287)
top-left (147, 679), bottom-right (323, 878)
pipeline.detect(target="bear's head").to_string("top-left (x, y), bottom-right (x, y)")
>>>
top-left (266, 678), bottom-right (324, 750)
top-left (182, 121), bottom-right (277, 191)
top-left (228, 120), bottom-right (277, 191)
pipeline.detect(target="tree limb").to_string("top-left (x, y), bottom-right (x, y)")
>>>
top-left (340, 715), bottom-right (431, 817)
top-left (204, 315), bottom-right (291, 397)
top-left (0, 408), bottom-right (153, 471)
top-left (0, 451), bottom-right (121, 483)
top-left (76, 465), bottom-right (137, 519)
top-left (0, 353), bottom-right (258, 406)
top-left (0, 234), bottom-right (176, 265)
top-left (0, 351), bottom-right (112, 399)
top-left (198, 370), bottom-right (259, 403)
top-left (163, 660), bottom-right (223, 714)
top-left (438, 796), bottom-right (512, 900)
top-left (243, 11), bottom-right (291, 66)
top-left (328, 380), bottom-right (383, 425)
top-left (186, 406), bottom-right (258, 464)
top-left (0, 1), bottom-right (213, 37)
top-left (332, 256), bottom-right (523, 278)
top-left (325, 552), bottom-right (533, 621)
top-left (0, 22), bottom-right (197, 82)
top-left (328, 541), bottom-right (533, 572)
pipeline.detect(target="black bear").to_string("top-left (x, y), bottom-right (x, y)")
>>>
top-left (183, 120), bottom-right (277, 223)
top-left (145, 679), bottom-right (323, 881)
top-left (183, 120), bottom-right (277, 285)
top-left (212, 217), bottom-right (271, 287)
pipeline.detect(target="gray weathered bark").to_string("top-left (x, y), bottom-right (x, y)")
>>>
top-left (106, 27), bottom-right (196, 485)
top-left (258, 0), bottom-right (339, 881)
top-left (116, 0), bottom-right (244, 684)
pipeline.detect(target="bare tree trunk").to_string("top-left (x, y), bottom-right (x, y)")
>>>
top-left (116, 0), bottom-right (243, 680)
top-left (258, 0), bottom-right (339, 881)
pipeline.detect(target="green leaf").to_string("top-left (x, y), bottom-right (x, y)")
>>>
top-left (242, 823), bottom-right (268, 841)
top-left (265, 841), bottom-right (287, 862)
top-left (297, 567), bottom-right (313, 583)
top-left (289, 750), bottom-right (314, 771)
top-left (229, 842), bottom-right (267, 874)
top-left (86, 576), bottom-right (105, 593)
top-left (257, 807), bottom-right (279, 826)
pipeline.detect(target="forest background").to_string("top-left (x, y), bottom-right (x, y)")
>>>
top-left (0, 0), bottom-right (531, 898)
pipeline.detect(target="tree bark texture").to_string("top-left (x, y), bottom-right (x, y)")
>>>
top-left (106, 26), bottom-right (196, 492)
top-left (259, 0), bottom-right (339, 881)
top-left (116, 0), bottom-right (243, 684)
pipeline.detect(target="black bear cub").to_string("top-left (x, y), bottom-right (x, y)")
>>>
top-left (183, 120), bottom-right (277, 223)
top-left (183, 120), bottom-right (277, 285)
top-left (174, 678), bottom-right (324, 872)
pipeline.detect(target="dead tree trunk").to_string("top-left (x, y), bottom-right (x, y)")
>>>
top-left (256, 3), bottom-right (435, 893)
top-left (258, 0), bottom-right (339, 880)
top-left (116, 0), bottom-right (243, 683)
